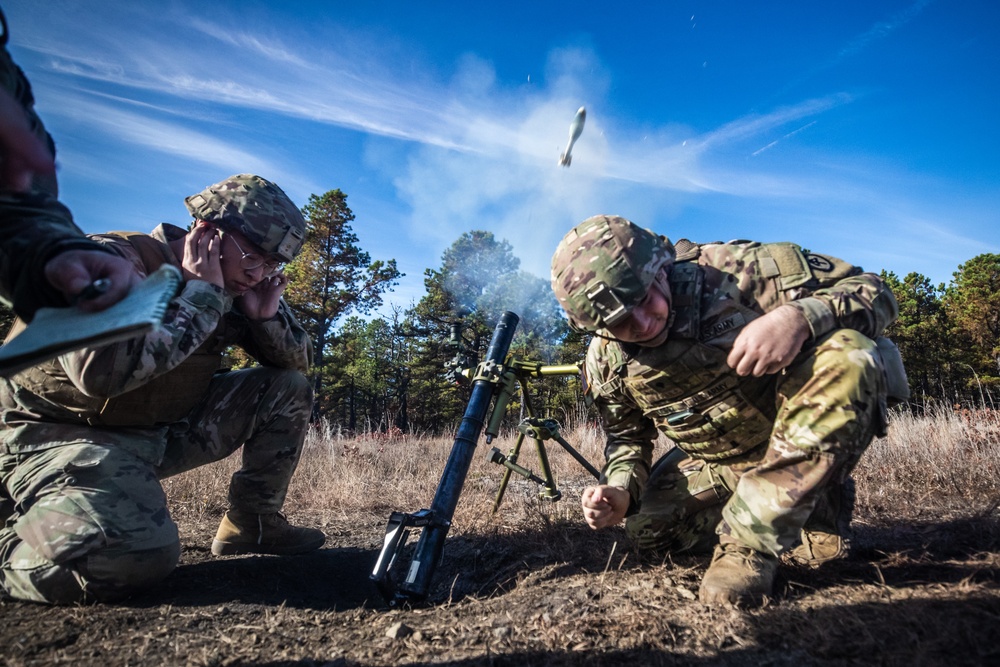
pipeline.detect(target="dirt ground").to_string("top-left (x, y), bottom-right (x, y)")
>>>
top-left (2, 502), bottom-right (999, 667)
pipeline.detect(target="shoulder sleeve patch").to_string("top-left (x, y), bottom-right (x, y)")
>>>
top-left (806, 253), bottom-right (834, 272)
top-left (765, 243), bottom-right (811, 289)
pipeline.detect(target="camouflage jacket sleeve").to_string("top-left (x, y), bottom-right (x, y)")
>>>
top-left (62, 275), bottom-right (231, 399)
top-left (703, 242), bottom-right (899, 341)
top-left (0, 192), bottom-right (115, 320)
top-left (584, 337), bottom-right (659, 504)
top-left (783, 268), bottom-right (898, 340)
top-left (230, 299), bottom-right (313, 373)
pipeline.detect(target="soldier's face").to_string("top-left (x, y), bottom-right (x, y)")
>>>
top-left (219, 230), bottom-right (275, 295)
top-left (605, 283), bottom-right (671, 345)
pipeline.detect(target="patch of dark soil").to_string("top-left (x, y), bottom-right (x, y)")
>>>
top-left (412, 519), bottom-right (633, 605)
top-left (754, 595), bottom-right (1000, 666)
top-left (125, 543), bottom-right (382, 611)
top-left (854, 512), bottom-right (1000, 555)
top-left (3, 512), bottom-right (1000, 666)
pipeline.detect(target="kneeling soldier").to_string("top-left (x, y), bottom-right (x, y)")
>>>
top-left (550, 215), bottom-right (904, 606)
top-left (1, 174), bottom-right (323, 604)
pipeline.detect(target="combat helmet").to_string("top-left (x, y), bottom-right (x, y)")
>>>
top-left (184, 174), bottom-right (306, 262)
top-left (550, 215), bottom-right (675, 332)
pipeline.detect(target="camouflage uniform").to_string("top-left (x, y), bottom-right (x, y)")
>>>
top-left (0, 9), bottom-right (120, 320)
top-left (0, 212), bottom-right (314, 603)
top-left (554, 216), bottom-right (900, 563)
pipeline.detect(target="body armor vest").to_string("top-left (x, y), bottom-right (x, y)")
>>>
top-left (614, 256), bottom-right (779, 461)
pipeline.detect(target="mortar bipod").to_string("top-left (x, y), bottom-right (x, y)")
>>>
top-left (488, 417), bottom-right (601, 512)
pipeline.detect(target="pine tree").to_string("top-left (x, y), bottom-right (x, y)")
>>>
top-left (881, 271), bottom-right (951, 405)
top-left (403, 230), bottom-right (574, 433)
top-left (943, 253), bottom-right (1000, 398)
top-left (282, 189), bottom-right (401, 417)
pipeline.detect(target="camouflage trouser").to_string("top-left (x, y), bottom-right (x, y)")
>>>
top-left (625, 329), bottom-right (886, 557)
top-left (0, 367), bottom-right (312, 603)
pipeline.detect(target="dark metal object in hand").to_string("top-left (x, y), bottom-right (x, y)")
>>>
top-left (73, 278), bottom-right (111, 306)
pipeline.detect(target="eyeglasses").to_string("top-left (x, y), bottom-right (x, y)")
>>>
top-left (224, 232), bottom-right (285, 277)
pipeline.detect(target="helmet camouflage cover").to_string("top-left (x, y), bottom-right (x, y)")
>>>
top-left (550, 215), bottom-right (675, 332)
top-left (184, 173), bottom-right (306, 262)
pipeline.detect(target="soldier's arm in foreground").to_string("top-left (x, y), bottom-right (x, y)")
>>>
top-left (0, 52), bottom-right (136, 317)
top-left (582, 337), bottom-right (661, 529)
top-left (0, 194), bottom-right (137, 319)
top-left (718, 244), bottom-right (898, 377)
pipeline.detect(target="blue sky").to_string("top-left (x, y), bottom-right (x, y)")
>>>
top-left (5, 1), bottom-right (998, 318)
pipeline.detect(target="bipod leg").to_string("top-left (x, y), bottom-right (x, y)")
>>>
top-left (530, 431), bottom-right (561, 502)
top-left (551, 431), bottom-right (601, 479)
top-left (519, 419), bottom-right (561, 502)
top-left (490, 430), bottom-right (526, 513)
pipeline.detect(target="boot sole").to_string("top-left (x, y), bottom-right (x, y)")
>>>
top-left (211, 536), bottom-right (326, 557)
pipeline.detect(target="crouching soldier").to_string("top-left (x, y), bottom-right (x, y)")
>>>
top-left (550, 215), bottom-right (906, 606)
top-left (0, 174), bottom-right (324, 604)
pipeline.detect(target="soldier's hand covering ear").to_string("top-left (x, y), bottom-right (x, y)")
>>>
top-left (727, 305), bottom-right (811, 377)
top-left (237, 272), bottom-right (287, 321)
top-left (180, 222), bottom-right (223, 288)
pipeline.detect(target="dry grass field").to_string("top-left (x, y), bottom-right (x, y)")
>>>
top-left (2, 405), bottom-right (999, 666)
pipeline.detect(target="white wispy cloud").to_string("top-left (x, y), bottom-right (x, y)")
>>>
top-left (836, 0), bottom-right (935, 61)
top-left (7, 0), bottom-right (991, 292)
top-left (20, 2), bottom-right (852, 200)
top-left (45, 89), bottom-right (280, 174)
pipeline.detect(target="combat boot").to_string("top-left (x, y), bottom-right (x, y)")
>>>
top-left (211, 510), bottom-right (326, 556)
top-left (788, 476), bottom-right (854, 567)
top-left (698, 541), bottom-right (778, 607)
top-left (787, 529), bottom-right (849, 567)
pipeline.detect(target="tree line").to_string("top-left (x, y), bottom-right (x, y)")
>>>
top-left (881, 258), bottom-right (1000, 409)
top-left (283, 192), bottom-right (580, 436)
top-left (285, 190), bottom-right (1000, 433)
top-left (2, 188), bottom-right (997, 433)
